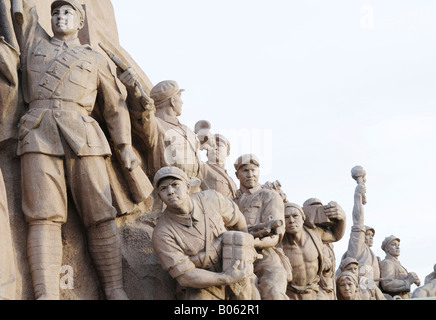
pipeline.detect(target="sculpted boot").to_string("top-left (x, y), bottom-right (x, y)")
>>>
top-left (86, 220), bottom-right (128, 300)
top-left (27, 222), bottom-right (63, 300)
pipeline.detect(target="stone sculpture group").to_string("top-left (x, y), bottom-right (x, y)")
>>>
top-left (0, 0), bottom-right (434, 300)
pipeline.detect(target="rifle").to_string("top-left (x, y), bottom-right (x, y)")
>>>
top-left (248, 216), bottom-right (283, 239)
top-left (98, 42), bottom-right (154, 106)
top-left (96, 43), bottom-right (155, 208)
top-left (12, 0), bottom-right (24, 25)
top-left (372, 277), bottom-right (393, 282)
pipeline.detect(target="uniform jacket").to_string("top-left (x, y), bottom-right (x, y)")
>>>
top-left (234, 185), bottom-right (285, 237)
top-left (152, 190), bottom-right (244, 299)
top-left (199, 163), bottom-right (238, 199)
top-left (16, 6), bottom-right (131, 157)
top-left (131, 106), bottom-right (201, 179)
top-left (380, 256), bottom-right (412, 298)
top-left (341, 225), bottom-right (381, 281)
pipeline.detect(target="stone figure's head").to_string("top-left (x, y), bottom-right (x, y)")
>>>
top-left (51, 0), bottom-right (85, 39)
top-left (234, 154), bottom-right (260, 189)
top-left (284, 203), bottom-right (305, 235)
top-left (154, 166), bottom-right (191, 210)
top-left (339, 257), bottom-right (359, 277)
top-left (364, 226), bottom-right (375, 247)
top-left (207, 134), bottom-right (231, 165)
top-left (381, 235), bottom-right (401, 257)
top-left (336, 271), bottom-right (359, 300)
top-left (150, 80), bottom-right (185, 116)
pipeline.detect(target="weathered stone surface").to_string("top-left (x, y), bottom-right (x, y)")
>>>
top-left (0, 0), bottom-right (175, 300)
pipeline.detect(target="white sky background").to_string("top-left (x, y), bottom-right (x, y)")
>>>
top-left (112, 0), bottom-right (436, 288)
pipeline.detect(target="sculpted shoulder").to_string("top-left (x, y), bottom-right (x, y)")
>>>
top-left (258, 187), bottom-right (285, 204)
top-left (153, 211), bottom-right (173, 234)
top-left (193, 189), bottom-right (223, 201)
top-left (80, 45), bottom-right (109, 65)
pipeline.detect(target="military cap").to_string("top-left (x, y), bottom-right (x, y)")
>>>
top-left (339, 257), bottom-right (359, 272)
top-left (365, 225), bottom-right (375, 235)
top-left (234, 154), bottom-right (260, 171)
top-left (337, 270), bottom-right (359, 286)
top-left (284, 203), bottom-right (306, 220)
top-left (381, 235), bottom-right (400, 252)
top-left (153, 166), bottom-right (189, 188)
top-left (51, 0), bottom-right (85, 22)
top-left (150, 80), bottom-right (185, 106)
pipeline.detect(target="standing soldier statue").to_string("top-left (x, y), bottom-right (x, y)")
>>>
top-left (13, 0), bottom-right (139, 300)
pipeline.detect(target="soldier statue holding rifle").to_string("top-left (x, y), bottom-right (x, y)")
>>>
top-left (233, 154), bottom-right (292, 300)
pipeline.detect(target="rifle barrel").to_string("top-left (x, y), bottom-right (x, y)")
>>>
top-left (99, 42), bottom-right (129, 71)
top-left (12, 0), bottom-right (24, 25)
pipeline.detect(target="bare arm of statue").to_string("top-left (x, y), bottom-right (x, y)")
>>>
top-left (176, 260), bottom-right (252, 289)
top-left (346, 185), bottom-right (367, 255)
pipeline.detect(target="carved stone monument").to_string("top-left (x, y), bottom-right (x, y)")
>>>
top-left (233, 154), bottom-right (291, 300)
top-left (336, 271), bottom-right (360, 300)
top-left (412, 264), bottom-right (436, 299)
top-left (1, 0), bottom-right (434, 302)
top-left (339, 166), bottom-right (381, 287)
top-left (198, 130), bottom-right (238, 199)
top-left (379, 235), bottom-right (421, 299)
top-left (151, 166), bottom-right (255, 300)
top-left (15, 0), bottom-right (143, 300)
top-left (0, 0), bottom-right (166, 300)
top-left (281, 200), bottom-right (346, 300)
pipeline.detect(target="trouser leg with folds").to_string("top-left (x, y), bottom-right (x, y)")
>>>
top-left (27, 222), bottom-right (63, 300)
top-left (86, 219), bottom-right (128, 300)
top-left (22, 149), bottom-right (128, 300)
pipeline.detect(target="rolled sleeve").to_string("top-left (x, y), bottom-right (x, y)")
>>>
top-left (152, 224), bottom-right (196, 279)
top-left (213, 191), bottom-right (243, 228)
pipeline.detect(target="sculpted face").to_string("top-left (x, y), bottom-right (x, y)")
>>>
top-left (338, 276), bottom-right (357, 300)
top-left (207, 140), bottom-right (228, 165)
top-left (387, 239), bottom-right (401, 257)
top-left (51, 5), bottom-right (83, 39)
top-left (343, 263), bottom-right (359, 277)
top-left (284, 206), bottom-right (304, 234)
top-left (236, 164), bottom-right (259, 189)
top-left (365, 230), bottom-right (374, 247)
top-left (157, 177), bottom-right (190, 211)
top-left (171, 92), bottom-right (184, 116)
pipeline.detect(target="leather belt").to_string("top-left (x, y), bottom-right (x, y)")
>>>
top-left (29, 100), bottom-right (89, 116)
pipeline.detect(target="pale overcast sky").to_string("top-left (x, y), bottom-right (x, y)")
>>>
top-left (112, 0), bottom-right (436, 289)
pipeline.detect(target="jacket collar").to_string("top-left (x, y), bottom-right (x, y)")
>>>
top-left (50, 37), bottom-right (81, 48)
top-left (166, 201), bottom-right (201, 228)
